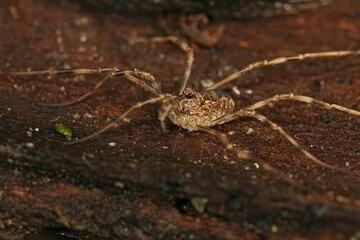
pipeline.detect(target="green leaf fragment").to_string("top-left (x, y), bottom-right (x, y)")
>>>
top-left (0, 191), bottom-right (4, 200)
top-left (350, 231), bottom-right (360, 240)
top-left (190, 197), bottom-right (208, 214)
top-left (54, 123), bottom-right (72, 141)
top-left (0, 145), bottom-right (10, 153)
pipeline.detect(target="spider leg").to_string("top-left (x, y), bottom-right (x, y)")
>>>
top-left (207, 50), bottom-right (360, 91)
top-left (245, 93), bottom-right (360, 117)
top-left (40, 72), bottom-right (116, 107)
top-left (2, 68), bottom-right (162, 107)
top-left (178, 14), bottom-right (225, 47)
top-left (52, 69), bottom-right (162, 106)
top-left (122, 69), bottom-right (162, 96)
top-left (0, 67), bottom-right (114, 77)
top-left (1, 67), bottom-right (118, 107)
top-left (64, 95), bottom-right (165, 145)
top-left (197, 126), bottom-right (302, 188)
top-left (158, 103), bottom-right (173, 133)
top-left (213, 109), bottom-right (357, 175)
top-left (129, 35), bottom-right (194, 94)
top-left (248, 112), bottom-right (356, 174)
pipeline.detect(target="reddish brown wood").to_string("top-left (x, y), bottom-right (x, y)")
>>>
top-left (0, 0), bottom-right (359, 239)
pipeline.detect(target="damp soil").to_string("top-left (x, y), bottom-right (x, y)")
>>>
top-left (0, 0), bottom-right (360, 239)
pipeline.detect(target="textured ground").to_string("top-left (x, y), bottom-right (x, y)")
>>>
top-left (0, 0), bottom-right (360, 239)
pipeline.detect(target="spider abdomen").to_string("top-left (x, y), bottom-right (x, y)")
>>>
top-left (165, 88), bottom-right (235, 131)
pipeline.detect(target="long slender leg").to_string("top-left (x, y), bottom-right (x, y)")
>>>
top-left (212, 109), bottom-right (357, 175)
top-left (2, 67), bottom-right (117, 105)
top-left (129, 35), bottom-right (194, 95)
top-left (1, 67), bottom-right (118, 107)
top-left (203, 128), bottom-right (360, 210)
top-left (247, 112), bottom-right (357, 174)
top-left (64, 95), bottom-right (165, 145)
top-left (0, 67), bottom-right (115, 77)
top-left (2, 68), bottom-right (162, 107)
top-left (197, 126), bottom-right (302, 188)
top-left (207, 50), bottom-right (360, 91)
top-left (245, 93), bottom-right (360, 117)
top-left (40, 73), bottom-right (115, 107)
top-left (42, 70), bottom-right (163, 107)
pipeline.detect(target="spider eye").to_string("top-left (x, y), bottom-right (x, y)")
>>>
top-left (185, 92), bottom-right (194, 99)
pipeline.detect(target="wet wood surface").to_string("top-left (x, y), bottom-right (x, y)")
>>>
top-left (0, 0), bottom-right (360, 239)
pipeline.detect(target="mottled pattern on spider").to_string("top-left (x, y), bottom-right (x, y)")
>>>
top-left (2, 37), bottom-right (360, 186)
top-left (161, 87), bottom-right (235, 132)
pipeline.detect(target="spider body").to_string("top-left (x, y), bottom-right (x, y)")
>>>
top-left (160, 88), bottom-right (235, 131)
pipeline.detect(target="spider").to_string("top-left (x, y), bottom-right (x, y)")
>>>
top-left (2, 36), bottom-right (360, 186)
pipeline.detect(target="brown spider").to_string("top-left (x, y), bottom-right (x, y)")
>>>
top-left (2, 37), bottom-right (360, 185)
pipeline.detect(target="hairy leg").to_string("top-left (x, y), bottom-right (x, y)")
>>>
top-left (129, 35), bottom-right (194, 94)
top-left (207, 50), bottom-right (360, 90)
top-left (2, 68), bottom-right (162, 106)
top-left (65, 96), bottom-right (165, 145)
top-left (211, 108), bottom-right (357, 175)
top-left (245, 93), bottom-right (360, 117)
top-left (197, 126), bottom-right (302, 188)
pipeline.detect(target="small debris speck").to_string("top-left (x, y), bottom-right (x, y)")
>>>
top-left (231, 86), bottom-right (241, 95)
top-left (245, 89), bottom-right (253, 94)
top-left (79, 32), bottom-right (88, 42)
top-left (114, 181), bottom-right (125, 189)
top-left (271, 224), bottom-right (279, 233)
top-left (122, 117), bottom-right (131, 123)
top-left (83, 113), bottom-right (94, 119)
top-left (25, 142), bottom-right (35, 149)
top-left (246, 128), bottom-right (254, 135)
top-left (73, 113), bottom-right (81, 120)
top-left (108, 142), bottom-right (116, 147)
top-left (74, 17), bottom-right (89, 26)
top-left (49, 116), bottom-right (61, 122)
top-left (200, 78), bottom-right (214, 88)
